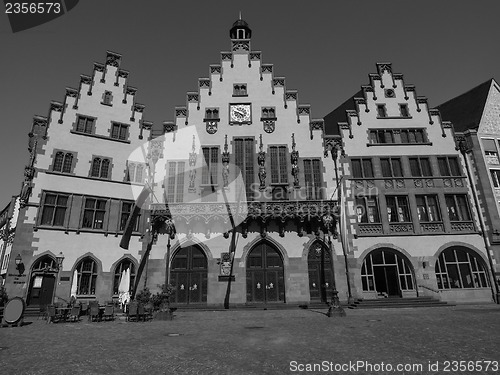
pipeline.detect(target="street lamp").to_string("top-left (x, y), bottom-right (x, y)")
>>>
top-left (56, 252), bottom-right (64, 271)
top-left (164, 218), bottom-right (175, 286)
top-left (53, 252), bottom-right (64, 304)
top-left (14, 254), bottom-right (24, 275)
top-left (322, 214), bottom-right (346, 317)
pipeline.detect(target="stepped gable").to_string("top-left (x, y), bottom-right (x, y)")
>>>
top-left (437, 79), bottom-right (493, 132)
top-left (324, 62), bottom-right (450, 139)
top-left (31, 50), bottom-right (151, 144)
top-left (162, 17), bottom-right (324, 137)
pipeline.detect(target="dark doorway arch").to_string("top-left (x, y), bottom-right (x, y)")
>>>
top-left (308, 241), bottom-right (332, 303)
top-left (246, 241), bottom-right (285, 303)
top-left (170, 245), bottom-right (207, 304)
top-left (27, 255), bottom-right (58, 306)
top-left (361, 248), bottom-right (415, 297)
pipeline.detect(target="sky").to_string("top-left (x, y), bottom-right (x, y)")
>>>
top-left (1, 0), bottom-right (499, 206)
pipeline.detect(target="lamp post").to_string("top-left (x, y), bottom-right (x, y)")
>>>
top-left (327, 142), bottom-right (354, 305)
top-left (14, 254), bottom-right (24, 276)
top-left (322, 214), bottom-right (346, 317)
top-left (164, 219), bottom-right (175, 287)
top-left (53, 252), bottom-right (64, 304)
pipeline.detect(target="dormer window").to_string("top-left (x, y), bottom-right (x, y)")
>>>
top-left (101, 91), bottom-right (112, 106)
top-left (376, 104), bottom-right (387, 118)
top-left (233, 84), bottom-right (247, 96)
top-left (399, 104), bottom-right (410, 117)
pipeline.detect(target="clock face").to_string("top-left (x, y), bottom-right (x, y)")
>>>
top-left (230, 104), bottom-right (251, 123)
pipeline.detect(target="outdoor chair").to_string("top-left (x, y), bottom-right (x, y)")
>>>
top-left (137, 304), bottom-right (146, 322)
top-left (143, 305), bottom-right (153, 322)
top-left (38, 305), bottom-right (48, 320)
top-left (103, 305), bottom-right (114, 321)
top-left (46, 305), bottom-right (61, 323)
top-left (79, 302), bottom-right (88, 317)
top-left (68, 305), bottom-right (81, 322)
top-left (89, 302), bottom-right (100, 322)
top-left (127, 302), bottom-right (138, 322)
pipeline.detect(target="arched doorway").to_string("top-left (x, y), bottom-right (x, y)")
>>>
top-left (308, 242), bottom-right (332, 303)
top-left (246, 241), bottom-right (285, 303)
top-left (170, 245), bottom-right (207, 304)
top-left (27, 256), bottom-right (58, 306)
top-left (361, 248), bottom-right (415, 297)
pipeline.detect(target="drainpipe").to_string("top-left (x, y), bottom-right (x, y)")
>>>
top-left (459, 141), bottom-right (500, 304)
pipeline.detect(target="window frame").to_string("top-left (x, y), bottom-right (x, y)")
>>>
top-left (82, 197), bottom-right (107, 230)
top-left (376, 104), bottom-right (387, 118)
top-left (90, 156), bottom-right (112, 179)
top-left (380, 157), bottom-right (403, 178)
top-left (399, 104), bottom-right (410, 117)
top-left (75, 257), bottom-right (98, 296)
top-left (437, 156), bottom-right (461, 177)
top-left (490, 169), bottom-right (500, 188)
top-left (386, 195), bottom-right (411, 223)
top-left (166, 161), bottom-right (186, 203)
top-left (119, 201), bottom-right (140, 232)
top-left (110, 122), bottom-right (129, 141)
top-left (303, 159), bottom-right (323, 200)
top-left (445, 194), bottom-right (471, 222)
top-left (113, 259), bottom-right (136, 295)
top-left (435, 247), bottom-right (490, 290)
top-left (233, 83), bottom-right (247, 97)
top-left (415, 194), bottom-right (441, 222)
top-left (201, 146), bottom-right (220, 186)
top-left (351, 158), bottom-right (374, 178)
top-left (355, 196), bottom-right (380, 223)
top-left (409, 157), bottom-right (433, 177)
top-left (39, 192), bottom-right (69, 227)
top-left (75, 115), bottom-right (96, 135)
top-left (270, 145), bottom-right (288, 185)
top-left (52, 151), bottom-right (75, 174)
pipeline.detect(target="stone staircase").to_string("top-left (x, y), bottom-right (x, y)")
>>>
top-left (348, 296), bottom-right (452, 309)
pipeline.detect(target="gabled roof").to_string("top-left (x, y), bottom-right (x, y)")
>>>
top-left (437, 79), bottom-right (493, 132)
top-left (324, 90), bottom-right (362, 135)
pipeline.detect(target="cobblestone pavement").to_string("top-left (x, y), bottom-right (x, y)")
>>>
top-left (0, 304), bottom-right (499, 375)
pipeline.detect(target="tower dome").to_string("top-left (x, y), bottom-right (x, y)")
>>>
top-left (230, 15), bottom-right (252, 40)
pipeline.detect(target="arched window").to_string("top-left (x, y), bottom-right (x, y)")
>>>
top-left (113, 259), bottom-right (136, 295)
top-left (62, 153), bottom-right (73, 173)
top-left (32, 256), bottom-right (57, 272)
top-left (53, 152), bottom-right (74, 173)
top-left (91, 157), bottom-right (111, 178)
top-left (361, 249), bottom-right (414, 295)
top-left (53, 152), bottom-right (64, 172)
top-left (435, 247), bottom-right (490, 289)
top-left (75, 257), bottom-right (98, 295)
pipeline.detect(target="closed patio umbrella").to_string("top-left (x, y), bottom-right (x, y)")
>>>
top-left (70, 270), bottom-right (78, 298)
top-left (123, 268), bottom-right (131, 305)
top-left (118, 269), bottom-right (127, 306)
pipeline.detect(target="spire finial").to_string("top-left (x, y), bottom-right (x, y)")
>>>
top-left (239, 11), bottom-right (242, 20)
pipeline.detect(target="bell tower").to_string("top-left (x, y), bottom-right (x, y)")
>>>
top-left (229, 13), bottom-right (252, 40)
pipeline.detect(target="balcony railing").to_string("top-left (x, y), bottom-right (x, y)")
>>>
top-left (150, 200), bottom-right (338, 225)
top-left (389, 223), bottom-right (414, 233)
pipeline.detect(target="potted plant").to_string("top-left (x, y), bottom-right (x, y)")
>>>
top-left (0, 286), bottom-right (8, 307)
top-left (0, 286), bottom-right (8, 320)
top-left (151, 284), bottom-right (175, 321)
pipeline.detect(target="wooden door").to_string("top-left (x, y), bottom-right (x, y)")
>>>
top-left (170, 245), bottom-right (207, 304)
top-left (246, 243), bottom-right (285, 303)
top-left (307, 244), bottom-right (332, 303)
